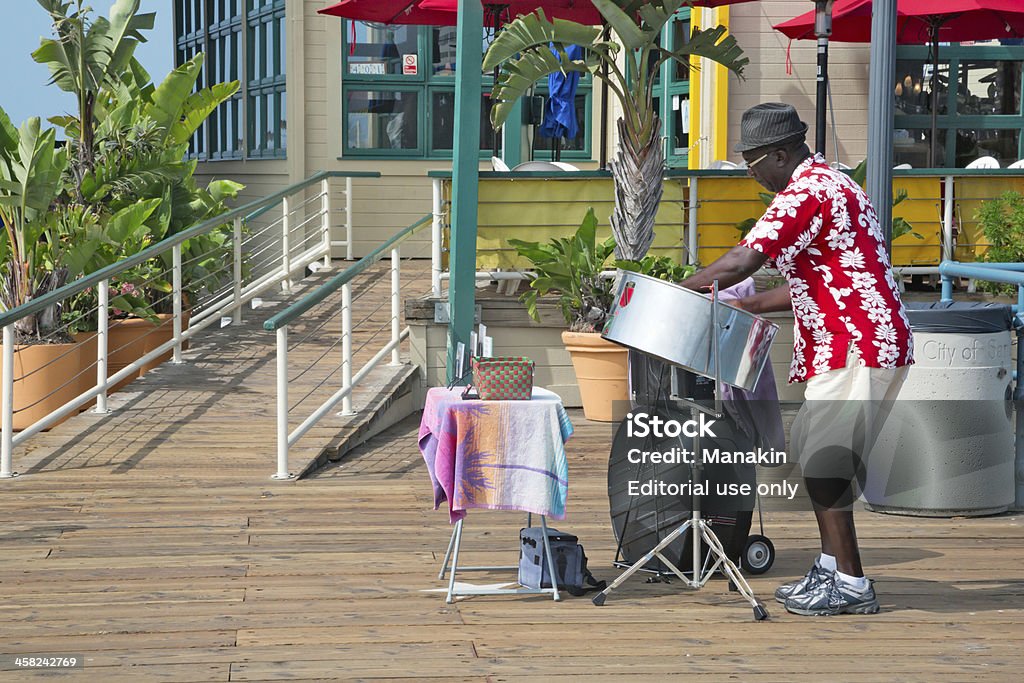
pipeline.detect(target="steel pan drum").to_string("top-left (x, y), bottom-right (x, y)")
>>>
top-left (601, 271), bottom-right (779, 392)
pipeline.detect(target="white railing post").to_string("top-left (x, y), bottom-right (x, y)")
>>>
top-left (432, 178), bottom-right (443, 296)
top-left (341, 283), bottom-right (354, 415)
top-left (95, 280), bottom-right (109, 413)
top-left (233, 217), bottom-right (243, 325)
top-left (321, 177), bottom-right (332, 268)
top-left (273, 326), bottom-right (293, 480)
top-left (172, 243), bottom-right (183, 364)
top-left (1, 325), bottom-right (15, 478)
top-left (687, 176), bottom-right (699, 266)
top-left (282, 195), bottom-right (292, 291)
top-left (391, 247), bottom-right (401, 366)
top-left (345, 177), bottom-right (354, 261)
top-left (942, 174), bottom-right (955, 263)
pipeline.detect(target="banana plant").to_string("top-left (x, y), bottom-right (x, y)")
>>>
top-left (484, 1), bottom-right (748, 260)
top-left (54, 48), bottom-right (242, 312)
top-left (0, 112), bottom-right (99, 341)
top-left (32, 0), bottom-right (154, 180)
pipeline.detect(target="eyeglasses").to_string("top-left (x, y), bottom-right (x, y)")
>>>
top-left (746, 151), bottom-right (771, 169)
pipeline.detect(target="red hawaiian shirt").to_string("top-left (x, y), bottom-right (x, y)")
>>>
top-left (740, 154), bottom-right (914, 383)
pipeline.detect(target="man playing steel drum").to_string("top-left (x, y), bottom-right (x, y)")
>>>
top-left (680, 103), bottom-right (914, 616)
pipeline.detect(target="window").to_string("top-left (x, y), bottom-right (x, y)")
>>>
top-left (654, 9), bottom-right (692, 167)
top-left (894, 42), bottom-right (1024, 168)
top-left (173, 0), bottom-right (287, 160)
top-left (341, 22), bottom-right (591, 160)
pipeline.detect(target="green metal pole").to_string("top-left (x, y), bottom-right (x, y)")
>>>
top-left (447, 0), bottom-right (484, 384)
top-left (501, 100), bottom-right (524, 168)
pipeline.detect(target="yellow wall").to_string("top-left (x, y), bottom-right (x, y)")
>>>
top-left (891, 177), bottom-right (943, 266)
top-left (695, 175), bottom-right (944, 266)
top-left (452, 178), bottom-right (690, 269)
top-left (694, 176), bottom-right (764, 263)
top-left (449, 174), bottom-right (989, 270)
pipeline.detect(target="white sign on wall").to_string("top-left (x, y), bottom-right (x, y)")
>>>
top-left (402, 54), bottom-right (418, 76)
top-left (349, 62), bottom-right (386, 75)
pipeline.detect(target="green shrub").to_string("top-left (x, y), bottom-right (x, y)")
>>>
top-left (976, 191), bottom-right (1024, 296)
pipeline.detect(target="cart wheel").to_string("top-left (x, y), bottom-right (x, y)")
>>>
top-left (742, 535), bottom-right (775, 575)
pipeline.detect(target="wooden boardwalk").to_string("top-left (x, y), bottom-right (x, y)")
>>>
top-left (1, 263), bottom-right (1023, 680)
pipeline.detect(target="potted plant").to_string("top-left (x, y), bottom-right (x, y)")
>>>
top-left (35, 0), bottom-right (243, 387)
top-left (484, 1), bottom-right (748, 260)
top-left (510, 208), bottom-right (695, 421)
top-left (0, 115), bottom-right (101, 429)
top-left (510, 208), bottom-right (622, 420)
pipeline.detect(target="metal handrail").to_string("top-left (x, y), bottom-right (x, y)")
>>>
top-left (0, 170), bottom-right (380, 329)
top-left (426, 168), bottom-right (1024, 180)
top-left (939, 261), bottom-right (1024, 312)
top-left (267, 212), bottom-right (433, 480)
top-left (264, 213), bottom-right (432, 331)
top-left (428, 169), bottom-right (1024, 294)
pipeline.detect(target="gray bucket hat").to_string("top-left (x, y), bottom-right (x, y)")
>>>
top-left (734, 103), bottom-right (809, 153)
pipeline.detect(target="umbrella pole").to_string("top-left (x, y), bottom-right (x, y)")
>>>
top-left (814, 1), bottom-right (834, 157)
top-left (929, 22), bottom-right (941, 167)
top-left (599, 23), bottom-right (610, 170)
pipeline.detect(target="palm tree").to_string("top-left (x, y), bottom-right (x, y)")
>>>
top-left (483, 0), bottom-right (747, 260)
top-left (32, 0), bottom-right (155, 185)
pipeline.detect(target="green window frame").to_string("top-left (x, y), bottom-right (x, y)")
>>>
top-left (658, 8), bottom-right (692, 168)
top-left (172, 0), bottom-right (287, 161)
top-left (894, 43), bottom-right (1024, 168)
top-left (341, 21), bottom-right (592, 161)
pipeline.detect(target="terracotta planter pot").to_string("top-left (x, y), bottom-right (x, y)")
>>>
top-left (0, 341), bottom-right (85, 431)
top-left (106, 318), bottom-right (152, 391)
top-left (72, 332), bottom-right (99, 411)
top-left (72, 311), bottom-right (192, 395)
top-left (561, 330), bottom-right (629, 422)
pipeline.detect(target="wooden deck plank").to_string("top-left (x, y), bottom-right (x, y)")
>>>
top-left (0, 261), bottom-right (1022, 679)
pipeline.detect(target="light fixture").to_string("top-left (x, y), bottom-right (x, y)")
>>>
top-left (914, 81), bottom-right (922, 95)
top-left (904, 74), bottom-right (913, 88)
top-left (895, 82), bottom-right (904, 96)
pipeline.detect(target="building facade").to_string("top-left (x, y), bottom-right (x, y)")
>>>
top-left (174, 1), bottom-right (1024, 257)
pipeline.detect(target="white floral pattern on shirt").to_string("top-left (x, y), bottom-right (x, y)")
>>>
top-left (741, 154), bottom-right (914, 383)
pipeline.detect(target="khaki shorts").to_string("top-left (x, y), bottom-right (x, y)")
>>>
top-left (792, 347), bottom-right (909, 481)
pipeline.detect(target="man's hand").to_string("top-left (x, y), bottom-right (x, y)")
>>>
top-left (734, 284), bottom-right (791, 314)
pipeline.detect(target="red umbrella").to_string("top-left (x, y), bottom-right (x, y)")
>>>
top-left (775, 0), bottom-right (1024, 166)
top-left (776, 0), bottom-right (1024, 43)
top-left (317, 1), bottom-right (454, 24)
top-left (320, 1), bottom-right (755, 25)
top-left (318, 0), bottom-right (604, 24)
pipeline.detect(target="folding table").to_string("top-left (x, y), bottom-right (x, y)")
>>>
top-left (418, 386), bottom-right (573, 602)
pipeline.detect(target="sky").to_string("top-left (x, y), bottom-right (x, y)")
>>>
top-left (1, 0), bottom-right (173, 134)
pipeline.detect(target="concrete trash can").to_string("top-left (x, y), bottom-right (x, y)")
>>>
top-left (863, 302), bottom-right (1015, 517)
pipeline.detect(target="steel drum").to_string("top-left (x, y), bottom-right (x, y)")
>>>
top-left (601, 270), bottom-right (779, 392)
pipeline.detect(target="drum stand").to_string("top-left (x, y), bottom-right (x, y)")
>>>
top-left (592, 282), bottom-right (770, 621)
